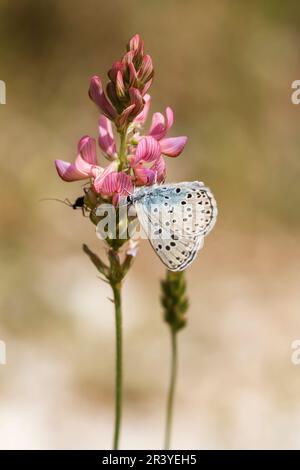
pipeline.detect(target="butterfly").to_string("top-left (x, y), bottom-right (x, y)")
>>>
top-left (125, 181), bottom-right (217, 271)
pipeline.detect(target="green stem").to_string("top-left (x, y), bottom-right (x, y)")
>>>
top-left (111, 281), bottom-right (123, 450)
top-left (164, 329), bottom-right (178, 450)
top-left (118, 129), bottom-right (128, 171)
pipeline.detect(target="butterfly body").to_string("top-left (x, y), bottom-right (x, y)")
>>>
top-left (126, 181), bottom-right (217, 271)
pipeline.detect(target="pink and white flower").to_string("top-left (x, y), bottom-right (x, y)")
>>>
top-left (55, 35), bottom-right (187, 208)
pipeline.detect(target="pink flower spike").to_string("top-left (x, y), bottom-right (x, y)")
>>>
top-left (89, 75), bottom-right (117, 120)
top-left (132, 136), bottom-right (161, 165)
top-left (160, 136), bottom-right (188, 157)
top-left (134, 94), bottom-right (151, 125)
top-left (55, 159), bottom-right (89, 182)
top-left (98, 116), bottom-right (117, 160)
top-left (78, 136), bottom-right (98, 165)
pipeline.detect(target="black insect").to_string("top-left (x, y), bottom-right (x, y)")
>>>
top-left (71, 196), bottom-right (85, 210)
top-left (40, 194), bottom-right (88, 216)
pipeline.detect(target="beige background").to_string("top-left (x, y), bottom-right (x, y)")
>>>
top-left (0, 0), bottom-right (300, 449)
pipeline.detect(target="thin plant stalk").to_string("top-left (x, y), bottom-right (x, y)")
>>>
top-left (111, 281), bottom-right (123, 450)
top-left (164, 329), bottom-right (178, 450)
top-left (161, 270), bottom-right (188, 450)
top-left (110, 127), bottom-right (130, 449)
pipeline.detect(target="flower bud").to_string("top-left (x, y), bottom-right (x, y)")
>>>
top-left (127, 34), bottom-right (144, 58)
top-left (161, 271), bottom-right (188, 332)
top-left (115, 71), bottom-right (126, 100)
top-left (138, 55), bottom-right (154, 84)
top-left (89, 75), bottom-right (117, 120)
top-left (108, 61), bottom-right (124, 83)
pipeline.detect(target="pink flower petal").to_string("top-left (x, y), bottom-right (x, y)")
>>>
top-left (106, 81), bottom-right (120, 110)
top-left (93, 161), bottom-right (118, 193)
top-left (128, 62), bottom-right (138, 87)
top-left (116, 89), bottom-right (144, 129)
top-left (126, 239), bottom-right (139, 257)
top-left (159, 136), bottom-right (187, 157)
top-left (96, 171), bottom-right (133, 205)
top-left (128, 88), bottom-right (144, 118)
top-left (132, 136), bottom-right (161, 165)
top-left (127, 34), bottom-right (144, 56)
top-left (116, 104), bottom-right (136, 129)
top-left (108, 61), bottom-right (124, 82)
top-left (74, 154), bottom-right (94, 175)
top-left (134, 94), bottom-right (151, 125)
top-left (122, 51), bottom-right (135, 67)
top-left (141, 79), bottom-right (153, 96)
top-left (112, 193), bottom-right (122, 206)
top-left (98, 116), bottom-right (117, 160)
top-left (55, 159), bottom-right (88, 182)
top-left (134, 166), bottom-right (156, 186)
top-left (78, 136), bottom-right (98, 165)
top-left (139, 55), bottom-right (154, 83)
top-left (149, 112), bottom-right (165, 139)
top-left (165, 107), bottom-right (174, 131)
top-left (89, 75), bottom-right (117, 120)
top-left (99, 172), bottom-right (117, 194)
top-left (151, 155), bottom-right (166, 182)
top-left (116, 71), bottom-right (126, 99)
top-left (149, 107), bottom-right (174, 140)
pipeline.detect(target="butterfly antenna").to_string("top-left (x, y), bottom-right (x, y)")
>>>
top-left (38, 197), bottom-right (72, 207)
top-left (123, 187), bottom-right (133, 195)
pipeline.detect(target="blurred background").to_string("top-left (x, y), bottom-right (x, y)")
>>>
top-left (1, 0), bottom-right (300, 449)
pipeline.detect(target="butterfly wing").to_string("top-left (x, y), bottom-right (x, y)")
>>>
top-left (133, 181), bottom-right (217, 271)
top-left (150, 233), bottom-right (204, 271)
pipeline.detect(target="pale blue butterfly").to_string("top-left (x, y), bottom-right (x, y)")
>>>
top-left (125, 181), bottom-right (217, 271)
